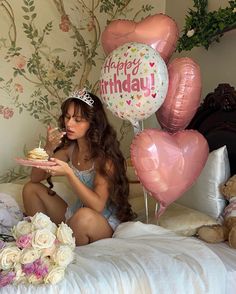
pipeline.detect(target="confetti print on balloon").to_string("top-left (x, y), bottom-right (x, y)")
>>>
top-left (100, 42), bottom-right (168, 124)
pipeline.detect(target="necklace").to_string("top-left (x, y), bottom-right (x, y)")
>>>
top-left (75, 143), bottom-right (90, 167)
top-left (77, 154), bottom-right (89, 166)
top-left (77, 157), bottom-right (83, 166)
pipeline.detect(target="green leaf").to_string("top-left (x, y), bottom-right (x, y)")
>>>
top-left (177, 0), bottom-right (236, 52)
top-left (51, 48), bottom-right (67, 54)
top-left (22, 6), bottom-right (29, 13)
top-left (23, 23), bottom-right (29, 29)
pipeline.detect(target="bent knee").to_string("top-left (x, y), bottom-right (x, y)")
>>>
top-left (22, 181), bottom-right (46, 200)
top-left (23, 181), bottom-right (46, 191)
top-left (23, 181), bottom-right (36, 195)
top-left (74, 207), bottom-right (97, 220)
top-left (68, 207), bottom-right (98, 227)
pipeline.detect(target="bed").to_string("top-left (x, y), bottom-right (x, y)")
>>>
top-left (1, 83), bottom-right (236, 293)
top-left (0, 222), bottom-right (226, 294)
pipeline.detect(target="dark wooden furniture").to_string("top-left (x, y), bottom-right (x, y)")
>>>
top-left (187, 83), bottom-right (236, 175)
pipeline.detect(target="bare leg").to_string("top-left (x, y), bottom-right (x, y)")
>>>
top-left (22, 181), bottom-right (67, 225)
top-left (67, 207), bottom-right (113, 246)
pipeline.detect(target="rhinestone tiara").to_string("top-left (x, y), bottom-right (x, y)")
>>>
top-left (68, 88), bottom-right (94, 107)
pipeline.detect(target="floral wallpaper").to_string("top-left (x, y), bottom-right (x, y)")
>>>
top-left (0, 0), bottom-right (164, 183)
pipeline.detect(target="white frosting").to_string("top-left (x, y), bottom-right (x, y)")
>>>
top-left (28, 147), bottom-right (49, 161)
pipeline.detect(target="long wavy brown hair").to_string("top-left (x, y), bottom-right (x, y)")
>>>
top-left (57, 92), bottom-right (136, 222)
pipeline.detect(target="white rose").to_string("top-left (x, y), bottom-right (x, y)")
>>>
top-left (32, 228), bottom-right (56, 250)
top-left (20, 248), bottom-right (40, 264)
top-left (52, 245), bottom-right (74, 267)
top-left (49, 222), bottom-right (57, 234)
top-left (41, 256), bottom-right (51, 268)
top-left (14, 263), bottom-right (26, 283)
top-left (27, 274), bottom-right (43, 285)
top-left (12, 220), bottom-right (32, 239)
top-left (57, 223), bottom-right (75, 248)
top-left (0, 246), bottom-right (21, 270)
top-left (186, 29), bottom-right (195, 38)
top-left (44, 266), bottom-right (65, 284)
top-left (4, 242), bottom-right (17, 247)
top-left (41, 244), bottom-right (57, 258)
top-left (31, 212), bottom-right (56, 233)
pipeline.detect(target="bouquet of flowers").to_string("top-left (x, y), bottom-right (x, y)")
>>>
top-left (0, 212), bottom-right (75, 287)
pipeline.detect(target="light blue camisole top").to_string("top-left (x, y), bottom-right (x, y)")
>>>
top-left (65, 146), bottom-right (120, 230)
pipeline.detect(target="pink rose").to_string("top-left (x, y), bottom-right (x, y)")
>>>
top-left (16, 234), bottom-right (32, 249)
top-left (22, 258), bottom-right (48, 279)
top-left (16, 235), bottom-right (32, 248)
top-left (87, 20), bottom-right (95, 32)
top-left (13, 55), bottom-right (26, 69)
top-left (59, 22), bottom-right (70, 32)
top-left (3, 107), bottom-right (14, 119)
top-left (14, 83), bottom-right (24, 93)
top-left (59, 15), bottom-right (70, 32)
top-left (61, 14), bottom-right (69, 22)
top-left (33, 259), bottom-right (48, 279)
top-left (0, 240), bottom-right (5, 249)
top-left (0, 271), bottom-right (15, 287)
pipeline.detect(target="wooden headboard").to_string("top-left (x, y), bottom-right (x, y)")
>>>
top-left (187, 83), bottom-right (236, 176)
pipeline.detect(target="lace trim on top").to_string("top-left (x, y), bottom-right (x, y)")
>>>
top-left (67, 143), bottom-right (95, 188)
top-left (68, 161), bottom-right (95, 188)
top-left (68, 161), bottom-right (95, 176)
top-left (66, 143), bottom-right (117, 224)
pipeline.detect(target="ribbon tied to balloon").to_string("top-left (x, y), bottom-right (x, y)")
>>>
top-left (100, 42), bottom-right (169, 130)
top-left (130, 129), bottom-right (209, 217)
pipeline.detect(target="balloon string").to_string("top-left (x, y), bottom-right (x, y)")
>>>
top-left (155, 202), bottom-right (159, 217)
top-left (140, 119), bottom-right (148, 223)
top-left (143, 187), bottom-right (149, 224)
top-left (132, 120), bottom-right (149, 223)
top-left (132, 120), bottom-right (143, 135)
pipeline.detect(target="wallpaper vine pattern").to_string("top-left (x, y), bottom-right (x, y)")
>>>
top-left (0, 0), bottom-right (162, 183)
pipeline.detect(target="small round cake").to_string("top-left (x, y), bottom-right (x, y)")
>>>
top-left (27, 147), bottom-right (49, 161)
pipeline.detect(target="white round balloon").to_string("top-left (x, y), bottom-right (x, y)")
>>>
top-left (100, 42), bottom-right (168, 125)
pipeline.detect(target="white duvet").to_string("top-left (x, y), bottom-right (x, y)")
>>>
top-left (1, 221), bottom-right (227, 294)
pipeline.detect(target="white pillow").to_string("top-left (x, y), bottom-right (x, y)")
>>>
top-left (129, 199), bottom-right (218, 237)
top-left (0, 192), bottom-right (23, 234)
top-left (0, 183), bottom-right (24, 211)
top-left (176, 146), bottom-right (230, 219)
top-left (156, 203), bottom-right (218, 236)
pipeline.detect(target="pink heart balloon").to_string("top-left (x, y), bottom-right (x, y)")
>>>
top-left (130, 129), bottom-right (209, 217)
top-left (101, 14), bottom-right (179, 63)
top-left (156, 57), bottom-right (202, 133)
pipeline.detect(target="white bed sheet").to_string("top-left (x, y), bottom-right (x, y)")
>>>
top-left (203, 242), bottom-right (236, 294)
top-left (1, 222), bottom-right (227, 294)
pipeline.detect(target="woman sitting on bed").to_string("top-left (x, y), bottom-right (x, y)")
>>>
top-left (22, 89), bottom-right (135, 246)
